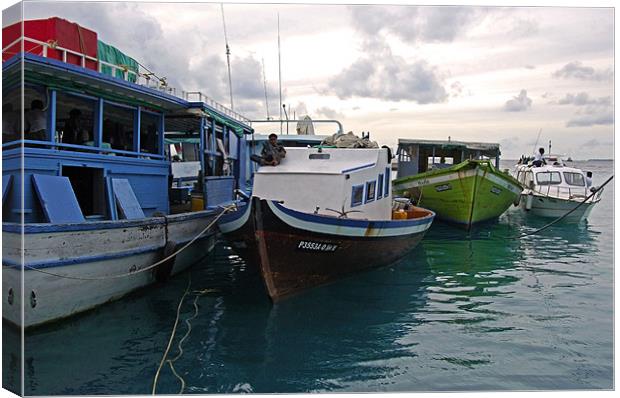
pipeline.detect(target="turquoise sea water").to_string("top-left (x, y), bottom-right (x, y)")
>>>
top-left (2, 160), bottom-right (614, 394)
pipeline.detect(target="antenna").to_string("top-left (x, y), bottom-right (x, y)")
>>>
top-left (262, 57), bottom-right (270, 120)
top-left (221, 3), bottom-right (234, 110)
top-left (278, 12), bottom-right (283, 134)
top-left (532, 128), bottom-right (542, 154)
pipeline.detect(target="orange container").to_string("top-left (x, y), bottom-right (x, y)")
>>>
top-left (392, 210), bottom-right (407, 220)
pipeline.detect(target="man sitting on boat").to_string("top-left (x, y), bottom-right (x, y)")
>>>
top-left (251, 133), bottom-right (287, 166)
top-left (533, 147), bottom-right (546, 167)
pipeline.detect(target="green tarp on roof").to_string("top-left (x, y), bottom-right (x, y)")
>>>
top-left (203, 108), bottom-right (246, 137)
top-left (97, 40), bottom-right (139, 83)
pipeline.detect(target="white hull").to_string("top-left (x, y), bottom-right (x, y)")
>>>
top-left (518, 194), bottom-right (598, 222)
top-left (2, 211), bottom-right (217, 328)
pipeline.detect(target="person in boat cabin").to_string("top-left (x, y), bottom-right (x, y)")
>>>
top-left (533, 147), bottom-right (546, 167)
top-left (63, 108), bottom-right (88, 144)
top-left (25, 99), bottom-right (47, 141)
top-left (2, 103), bottom-right (20, 142)
top-left (251, 133), bottom-right (287, 166)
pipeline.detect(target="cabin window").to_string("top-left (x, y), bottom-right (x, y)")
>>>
top-left (377, 174), bottom-right (384, 199)
top-left (140, 110), bottom-right (161, 154)
top-left (351, 184), bottom-right (364, 207)
top-left (103, 103), bottom-right (135, 152)
top-left (2, 87), bottom-right (22, 143)
top-left (62, 166), bottom-right (106, 218)
top-left (56, 92), bottom-right (96, 145)
top-left (536, 171), bottom-right (561, 185)
top-left (309, 153), bottom-right (330, 160)
top-left (563, 172), bottom-right (585, 186)
top-left (384, 167), bottom-right (390, 197)
top-left (23, 86), bottom-right (48, 141)
top-left (365, 181), bottom-right (376, 203)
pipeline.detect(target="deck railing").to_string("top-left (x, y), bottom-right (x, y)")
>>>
top-left (3, 36), bottom-right (251, 125)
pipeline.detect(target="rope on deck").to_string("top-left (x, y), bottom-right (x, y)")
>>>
top-left (21, 205), bottom-right (235, 281)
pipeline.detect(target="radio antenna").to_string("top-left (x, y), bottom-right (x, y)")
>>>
top-left (278, 12), bottom-right (283, 134)
top-left (262, 57), bottom-right (270, 120)
top-left (221, 3), bottom-right (234, 110)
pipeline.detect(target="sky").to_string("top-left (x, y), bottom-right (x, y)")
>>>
top-left (3, 0), bottom-right (615, 159)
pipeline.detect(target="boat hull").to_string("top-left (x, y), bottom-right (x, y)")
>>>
top-left (393, 160), bottom-right (522, 228)
top-left (518, 194), bottom-right (598, 222)
top-left (2, 210), bottom-right (218, 328)
top-left (236, 198), bottom-right (434, 300)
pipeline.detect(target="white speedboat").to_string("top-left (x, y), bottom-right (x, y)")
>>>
top-left (513, 160), bottom-right (603, 222)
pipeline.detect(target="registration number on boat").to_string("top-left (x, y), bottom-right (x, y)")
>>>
top-left (297, 240), bottom-right (339, 252)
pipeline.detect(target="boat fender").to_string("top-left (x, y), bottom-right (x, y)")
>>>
top-left (525, 193), bottom-right (533, 211)
top-left (155, 240), bottom-right (177, 282)
top-left (382, 145), bottom-right (393, 162)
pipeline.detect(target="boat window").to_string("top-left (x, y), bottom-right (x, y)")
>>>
top-left (56, 92), bottom-right (96, 146)
top-left (104, 103), bottom-right (135, 151)
top-left (536, 171), bottom-right (562, 185)
top-left (309, 153), bottom-right (330, 160)
top-left (365, 180), bottom-right (376, 203)
top-left (140, 110), bottom-right (161, 154)
top-left (377, 174), bottom-right (384, 199)
top-left (563, 172), bottom-right (585, 186)
top-left (2, 87), bottom-right (22, 143)
top-left (23, 86), bottom-right (49, 142)
top-left (384, 167), bottom-right (390, 197)
top-left (351, 184), bottom-right (364, 207)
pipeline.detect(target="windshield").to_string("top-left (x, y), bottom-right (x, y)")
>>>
top-left (563, 172), bottom-right (585, 186)
top-left (536, 171), bottom-right (562, 185)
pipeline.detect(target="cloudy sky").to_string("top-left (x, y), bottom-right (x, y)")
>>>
top-left (5, 0), bottom-right (615, 159)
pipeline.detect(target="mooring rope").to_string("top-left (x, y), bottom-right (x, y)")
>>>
top-left (151, 277), bottom-right (192, 395)
top-left (19, 205), bottom-right (234, 281)
top-left (517, 174), bottom-right (613, 238)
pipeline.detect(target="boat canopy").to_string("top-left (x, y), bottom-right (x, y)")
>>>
top-left (398, 138), bottom-right (500, 154)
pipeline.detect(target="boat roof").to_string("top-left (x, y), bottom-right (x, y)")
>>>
top-left (398, 138), bottom-right (500, 152)
top-left (515, 164), bottom-right (586, 174)
top-left (255, 147), bottom-right (382, 175)
top-left (251, 133), bottom-right (329, 142)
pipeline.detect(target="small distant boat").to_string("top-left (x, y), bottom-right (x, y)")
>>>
top-left (392, 139), bottom-right (522, 228)
top-left (566, 156), bottom-right (573, 162)
top-left (221, 142), bottom-right (435, 300)
top-left (513, 160), bottom-right (603, 222)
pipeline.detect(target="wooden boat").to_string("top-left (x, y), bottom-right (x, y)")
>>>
top-left (513, 161), bottom-right (603, 222)
top-left (392, 139), bottom-right (522, 228)
top-left (220, 144), bottom-right (435, 300)
top-left (2, 18), bottom-right (253, 328)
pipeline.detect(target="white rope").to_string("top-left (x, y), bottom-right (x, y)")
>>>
top-left (21, 205), bottom-right (234, 281)
top-left (152, 277), bottom-right (191, 395)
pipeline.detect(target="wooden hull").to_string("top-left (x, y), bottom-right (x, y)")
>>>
top-left (221, 198), bottom-right (434, 301)
top-left (393, 160), bottom-right (522, 228)
top-left (2, 210), bottom-right (218, 329)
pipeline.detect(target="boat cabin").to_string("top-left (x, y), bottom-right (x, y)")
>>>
top-left (514, 164), bottom-right (590, 199)
top-left (396, 139), bottom-right (501, 179)
top-left (252, 147), bottom-right (392, 221)
top-left (2, 21), bottom-right (252, 224)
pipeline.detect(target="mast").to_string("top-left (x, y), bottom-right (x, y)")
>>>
top-left (278, 12), bottom-right (283, 134)
top-left (262, 57), bottom-right (270, 120)
top-left (221, 3), bottom-right (234, 110)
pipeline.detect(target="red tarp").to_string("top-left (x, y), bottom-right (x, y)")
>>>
top-left (2, 17), bottom-right (98, 70)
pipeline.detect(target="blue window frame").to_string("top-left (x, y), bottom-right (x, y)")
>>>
top-left (377, 174), bottom-right (384, 199)
top-left (384, 167), bottom-right (390, 197)
top-left (365, 180), bottom-right (376, 203)
top-left (351, 184), bottom-right (364, 207)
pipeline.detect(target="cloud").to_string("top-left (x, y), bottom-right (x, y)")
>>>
top-left (328, 49), bottom-right (448, 103)
top-left (566, 111), bottom-right (613, 127)
top-left (557, 93), bottom-right (611, 107)
top-left (314, 107), bottom-right (344, 119)
top-left (349, 5), bottom-right (482, 43)
top-left (552, 61), bottom-right (613, 82)
top-left (504, 90), bottom-right (532, 112)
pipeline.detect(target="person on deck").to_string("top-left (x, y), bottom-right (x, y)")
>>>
top-left (64, 109), bottom-right (88, 144)
top-left (532, 147), bottom-right (546, 167)
top-left (586, 171), bottom-right (593, 189)
top-left (25, 99), bottom-right (46, 141)
top-left (251, 133), bottom-right (286, 166)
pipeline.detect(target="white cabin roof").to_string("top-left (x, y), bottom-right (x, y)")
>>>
top-left (252, 133), bottom-right (329, 143)
top-left (256, 147), bottom-right (383, 175)
top-left (515, 164), bottom-right (585, 175)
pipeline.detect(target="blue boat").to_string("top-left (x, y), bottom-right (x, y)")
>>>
top-left (2, 19), bottom-right (253, 328)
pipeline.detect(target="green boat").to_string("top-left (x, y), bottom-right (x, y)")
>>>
top-left (393, 139), bottom-right (522, 228)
